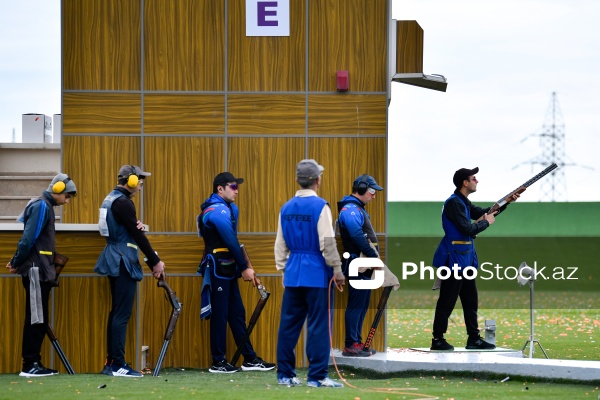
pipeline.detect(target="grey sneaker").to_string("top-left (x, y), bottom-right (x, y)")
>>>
top-left (278, 376), bottom-right (302, 386)
top-left (306, 377), bottom-right (343, 388)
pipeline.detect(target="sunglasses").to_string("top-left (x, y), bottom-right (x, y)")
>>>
top-left (226, 183), bottom-right (238, 191)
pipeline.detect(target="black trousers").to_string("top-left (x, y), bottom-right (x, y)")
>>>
top-left (432, 273), bottom-right (479, 339)
top-left (106, 261), bottom-right (137, 366)
top-left (21, 276), bottom-right (53, 365)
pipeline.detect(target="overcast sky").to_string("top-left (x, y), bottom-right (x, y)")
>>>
top-left (1, 1), bottom-right (598, 202)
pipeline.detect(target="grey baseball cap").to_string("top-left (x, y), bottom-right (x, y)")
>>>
top-left (296, 159), bottom-right (324, 179)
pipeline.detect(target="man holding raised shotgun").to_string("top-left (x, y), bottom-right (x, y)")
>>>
top-left (431, 167), bottom-right (519, 351)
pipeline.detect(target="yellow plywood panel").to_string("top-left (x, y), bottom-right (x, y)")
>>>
top-left (62, 136), bottom-right (141, 224)
top-left (308, 94), bottom-right (387, 135)
top-left (144, 137), bottom-right (224, 233)
top-left (63, 0), bottom-right (140, 90)
top-left (396, 20), bottom-right (424, 73)
top-left (63, 93), bottom-right (141, 134)
top-left (144, 0), bottom-right (225, 91)
top-left (144, 94), bottom-right (225, 134)
top-left (227, 95), bottom-right (306, 134)
top-left (228, 0), bottom-right (306, 92)
top-left (308, 0), bottom-right (387, 92)
top-left (308, 137), bottom-right (386, 231)
top-left (0, 277), bottom-right (51, 374)
top-left (53, 276), bottom-right (138, 373)
top-left (228, 138), bottom-right (305, 232)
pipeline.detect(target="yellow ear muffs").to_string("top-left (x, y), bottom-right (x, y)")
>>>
top-left (127, 174), bottom-right (139, 188)
top-left (52, 181), bottom-right (66, 193)
top-left (52, 177), bottom-right (71, 194)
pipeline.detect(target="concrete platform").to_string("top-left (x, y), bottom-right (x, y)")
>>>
top-left (330, 348), bottom-right (600, 382)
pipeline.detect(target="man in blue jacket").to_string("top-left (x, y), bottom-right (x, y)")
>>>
top-left (6, 173), bottom-right (77, 377)
top-left (337, 174), bottom-right (384, 357)
top-left (95, 165), bottom-right (166, 377)
top-left (431, 167), bottom-right (517, 351)
top-left (275, 160), bottom-right (345, 388)
top-left (198, 172), bottom-right (274, 373)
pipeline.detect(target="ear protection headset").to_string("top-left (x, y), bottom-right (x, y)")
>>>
top-left (52, 176), bottom-right (72, 194)
top-left (354, 174), bottom-right (369, 195)
top-left (120, 165), bottom-right (139, 188)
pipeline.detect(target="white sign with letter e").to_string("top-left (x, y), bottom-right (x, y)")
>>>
top-left (246, 0), bottom-right (290, 36)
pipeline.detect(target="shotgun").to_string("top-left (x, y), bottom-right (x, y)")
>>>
top-left (152, 279), bottom-right (182, 377)
top-left (47, 324), bottom-right (75, 374)
top-left (46, 251), bottom-right (75, 374)
top-left (230, 283), bottom-right (270, 366)
top-left (232, 243), bottom-right (269, 365)
top-left (489, 163), bottom-right (558, 214)
top-left (362, 286), bottom-right (393, 353)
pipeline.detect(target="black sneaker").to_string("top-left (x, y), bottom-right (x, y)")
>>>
top-left (241, 357), bottom-right (275, 371)
top-left (100, 359), bottom-right (113, 376)
top-left (209, 360), bottom-right (239, 374)
top-left (37, 362), bottom-right (58, 375)
top-left (19, 362), bottom-right (56, 377)
top-left (431, 338), bottom-right (454, 351)
top-left (466, 336), bottom-right (496, 350)
top-left (111, 363), bottom-right (143, 378)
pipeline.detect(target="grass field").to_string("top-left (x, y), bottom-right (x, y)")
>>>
top-left (385, 290), bottom-right (600, 360)
top-left (1, 367), bottom-right (598, 400)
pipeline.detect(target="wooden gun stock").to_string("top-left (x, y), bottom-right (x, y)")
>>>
top-left (240, 244), bottom-right (262, 287)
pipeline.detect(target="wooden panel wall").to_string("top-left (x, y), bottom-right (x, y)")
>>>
top-left (228, 0), bottom-right (306, 92)
top-left (144, 0), bottom-right (225, 91)
top-left (63, 0), bottom-right (141, 91)
top-left (16, 0), bottom-right (394, 373)
top-left (308, 0), bottom-right (388, 92)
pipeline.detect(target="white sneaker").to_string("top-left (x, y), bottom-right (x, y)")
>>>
top-left (306, 377), bottom-right (343, 388)
top-left (278, 376), bottom-right (302, 386)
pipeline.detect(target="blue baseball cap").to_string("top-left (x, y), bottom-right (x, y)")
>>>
top-left (353, 175), bottom-right (384, 191)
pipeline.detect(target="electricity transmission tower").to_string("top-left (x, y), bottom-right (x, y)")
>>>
top-left (516, 92), bottom-right (567, 201)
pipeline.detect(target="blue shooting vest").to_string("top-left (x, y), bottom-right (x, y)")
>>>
top-left (94, 190), bottom-right (144, 281)
top-left (432, 194), bottom-right (479, 270)
top-left (281, 196), bottom-right (331, 288)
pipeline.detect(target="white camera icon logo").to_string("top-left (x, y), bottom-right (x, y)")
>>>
top-left (347, 256), bottom-right (384, 290)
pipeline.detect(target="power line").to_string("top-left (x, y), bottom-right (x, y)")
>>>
top-left (515, 92), bottom-right (569, 201)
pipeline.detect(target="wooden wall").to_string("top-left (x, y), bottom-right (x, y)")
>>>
top-left (0, 0), bottom-right (391, 373)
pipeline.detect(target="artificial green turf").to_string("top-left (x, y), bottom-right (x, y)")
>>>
top-left (0, 368), bottom-right (597, 400)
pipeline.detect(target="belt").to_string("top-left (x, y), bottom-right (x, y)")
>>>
top-left (127, 243), bottom-right (138, 249)
top-left (212, 247), bottom-right (229, 253)
top-left (451, 241), bottom-right (472, 245)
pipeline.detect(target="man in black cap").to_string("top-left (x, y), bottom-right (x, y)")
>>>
top-left (430, 167), bottom-right (518, 351)
top-left (197, 172), bottom-right (274, 373)
top-left (95, 165), bottom-right (165, 377)
top-left (7, 173), bottom-right (77, 376)
top-left (337, 174), bottom-right (384, 357)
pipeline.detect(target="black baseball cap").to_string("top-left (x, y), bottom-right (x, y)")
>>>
top-left (453, 167), bottom-right (479, 188)
top-left (213, 172), bottom-right (244, 187)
